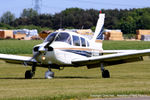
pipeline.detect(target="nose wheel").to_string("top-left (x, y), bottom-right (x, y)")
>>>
top-left (45, 69), bottom-right (54, 79)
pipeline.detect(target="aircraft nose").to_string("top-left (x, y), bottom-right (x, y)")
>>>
top-left (33, 45), bottom-right (54, 53)
top-left (38, 46), bottom-right (53, 53)
top-left (39, 46), bottom-right (46, 53)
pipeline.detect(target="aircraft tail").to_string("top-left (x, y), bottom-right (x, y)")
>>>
top-left (92, 12), bottom-right (105, 42)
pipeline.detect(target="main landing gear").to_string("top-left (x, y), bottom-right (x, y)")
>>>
top-left (101, 63), bottom-right (110, 78)
top-left (25, 64), bottom-right (36, 79)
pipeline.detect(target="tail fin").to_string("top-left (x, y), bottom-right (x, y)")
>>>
top-left (92, 12), bottom-right (105, 42)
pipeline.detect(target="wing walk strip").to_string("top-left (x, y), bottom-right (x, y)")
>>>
top-left (72, 49), bottom-right (150, 65)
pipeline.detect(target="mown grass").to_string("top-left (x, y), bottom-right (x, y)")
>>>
top-left (0, 40), bottom-right (150, 100)
top-left (0, 57), bottom-right (150, 100)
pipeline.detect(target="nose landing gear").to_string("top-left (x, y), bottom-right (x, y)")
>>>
top-left (45, 69), bottom-right (54, 79)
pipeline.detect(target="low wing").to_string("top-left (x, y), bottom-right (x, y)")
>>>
top-left (0, 54), bottom-right (35, 65)
top-left (72, 49), bottom-right (150, 67)
top-left (103, 50), bottom-right (139, 53)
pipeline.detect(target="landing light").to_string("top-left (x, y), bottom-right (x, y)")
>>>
top-left (42, 56), bottom-right (46, 60)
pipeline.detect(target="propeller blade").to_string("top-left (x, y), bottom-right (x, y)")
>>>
top-left (30, 52), bottom-right (41, 62)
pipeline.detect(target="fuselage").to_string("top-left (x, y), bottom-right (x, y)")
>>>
top-left (33, 31), bottom-right (103, 68)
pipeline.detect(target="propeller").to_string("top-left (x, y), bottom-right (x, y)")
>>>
top-left (30, 42), bottom-right (53, 62)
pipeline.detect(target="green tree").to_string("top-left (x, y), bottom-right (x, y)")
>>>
top-left (140, 12), bottom-right (150, 29)
top-left (21, 8), bottom-right (38, 18)
top-left (118, 16), bottom-right (136, 34)
top-left (8, 7), bottom-right (150, 32)
top-left (0, 11), bottom-right (15, 24)
top-left (0, 23), bottom-right (13, 29)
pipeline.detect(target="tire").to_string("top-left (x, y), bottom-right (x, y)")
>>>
top-left (102, 70), bottom-right (110, 78)
top-left (45, 70), bottom-right (54, 79)
top-left (25, 70), bottom-right (33, 79)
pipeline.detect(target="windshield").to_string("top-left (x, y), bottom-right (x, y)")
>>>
top-left (44, 32), bottom-right (58, 43)
top-left (55, 32), bottom-right (71, 45)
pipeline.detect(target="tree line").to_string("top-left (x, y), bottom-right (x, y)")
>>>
top-left (0, 7), bottom-right (150, 34)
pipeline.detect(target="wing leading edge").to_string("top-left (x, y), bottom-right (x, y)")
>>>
top-left (0, 54), bottom-right (35, 65)
top-left (72, 49), bottom-right (150, 66)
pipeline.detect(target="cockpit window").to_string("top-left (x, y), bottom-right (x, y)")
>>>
top-left (55, 32), bottom-right (71, 45)
top-left (73, 35), bottom-right (80, 46)
top-left (44, 32), bottom-right (58, 43)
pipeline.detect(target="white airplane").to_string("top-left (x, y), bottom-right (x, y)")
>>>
top-left (0, 12), bottom-right (150, 79)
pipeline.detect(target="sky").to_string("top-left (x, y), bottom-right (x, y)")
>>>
top-left (0, 0), bottom-right (150, 17)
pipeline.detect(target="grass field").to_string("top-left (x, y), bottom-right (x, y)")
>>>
top-left (0, 40), bottom-right (42, 54)
top-left (103, 40), bottom-right (150, 50)
top-left (1, 40), bottom-right (150, 54)
top-left (0, 40), bottom-right (150, 100)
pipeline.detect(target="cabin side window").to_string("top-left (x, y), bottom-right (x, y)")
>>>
top-left (55, 32), bottom-right (71, 45)
top-left (73, 35), bottom-right (80, 46)
top-left (87, 41), bottom-right (90, 47)
top-left (81, 37), bottom-right (86, 47)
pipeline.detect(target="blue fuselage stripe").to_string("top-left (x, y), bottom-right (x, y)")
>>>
top-left (62, 50), bottom-right (92, 57)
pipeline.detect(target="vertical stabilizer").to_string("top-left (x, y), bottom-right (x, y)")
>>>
top-left (92, 12), bottom-right (105, 42)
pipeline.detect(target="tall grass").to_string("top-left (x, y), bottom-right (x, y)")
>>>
top-left (103, 40), bottom-right (150, 50)
top-left (0, 40), bottom-right (42, 54)
top-left (0, 40), bottom-right (150, 54)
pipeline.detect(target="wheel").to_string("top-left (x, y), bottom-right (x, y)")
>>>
top-left (102, 70), bottom-right (110, 78)
top-left (25, 70), bottom-right (33, 79)
top-left (45, 70), bottom-right (54, 79)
